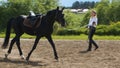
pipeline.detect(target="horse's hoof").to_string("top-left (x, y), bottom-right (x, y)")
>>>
top-left (55, 57), bottom-right (59, 61)
top-left (5, 54), bottom-right (8, 58)
top-left (26, 57), bottom-right (29, 62)
top-left (21, 55), bottom-right (25, 60)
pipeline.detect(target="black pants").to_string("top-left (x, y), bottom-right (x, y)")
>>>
top-left (87, 26), bottom-right (98, 51)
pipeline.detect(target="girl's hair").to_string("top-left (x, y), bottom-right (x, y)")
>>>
top-left (92, 10), bottom-right (97, 14)
top-left (91, 10), bottom-right (97, 17)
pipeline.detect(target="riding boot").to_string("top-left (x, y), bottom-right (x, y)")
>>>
top-left (92, 40), bottom-right (99, 50)
top-left (87, 40), bottom-right (92, 51)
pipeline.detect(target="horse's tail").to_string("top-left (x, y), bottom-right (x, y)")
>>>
top-left (2, 18), bottom-right (14, 49)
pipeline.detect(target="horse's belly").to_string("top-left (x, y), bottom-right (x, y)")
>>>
top-left (23, 27), bottom-right (36, 35)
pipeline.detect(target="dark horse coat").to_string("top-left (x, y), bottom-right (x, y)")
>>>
top-left (2, 7), bottom-right (66, 61)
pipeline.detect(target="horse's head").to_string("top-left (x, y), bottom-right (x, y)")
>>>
top-left (55, 7), bottom-right (66, 27)
top-left (46, 7), bottom-right (66, 27)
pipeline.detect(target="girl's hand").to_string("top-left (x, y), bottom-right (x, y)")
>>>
top-left (92, 22), bottom-right (96, 26)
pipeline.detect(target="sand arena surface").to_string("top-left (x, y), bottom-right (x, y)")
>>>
top-left (0, 39), bottom-right (120, 68)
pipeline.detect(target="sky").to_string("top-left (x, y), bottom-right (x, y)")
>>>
top-left (59, 0), bottom-right (101, 7)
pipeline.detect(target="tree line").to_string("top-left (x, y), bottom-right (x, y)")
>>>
top-left (71, 1), bottom-right (97, 9)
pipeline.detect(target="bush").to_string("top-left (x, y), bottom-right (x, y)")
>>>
top-left (96, 22), bottom-right (120, 35)
top-left (56, 22), bottom-right (120, 36)
top-left (107, 22), bottom-right (120, 35)
top-left (57, 28), bottom-right (82, 35)
top-left (96, 25), bottom-right (109, 35)
top-left (56, 27), bottom-right (88, 35)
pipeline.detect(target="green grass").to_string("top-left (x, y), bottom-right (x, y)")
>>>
top-left (53, 35), bottom-right (120, 40)
top-left (1, 33), bottom-right (120, 40)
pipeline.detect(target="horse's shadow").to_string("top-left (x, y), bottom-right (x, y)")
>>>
top-left (0, 57), bottom-right (48, 67)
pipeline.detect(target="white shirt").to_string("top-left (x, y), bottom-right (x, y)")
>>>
top-left (88, 16), bottom-right (98, 28)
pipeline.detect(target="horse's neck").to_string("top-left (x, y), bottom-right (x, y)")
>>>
top-left (45, 16), bottom-right (55, 27)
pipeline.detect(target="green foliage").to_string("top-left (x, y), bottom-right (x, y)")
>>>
top-left (106, 4), bottom-right (120, 22)
top-left (96, 25), bottom-right (109, 35)
top-left (57, 28), bottom-right (81, 35)
top-left (96, 22), bottom-right (120, 35)
top-left (56, 26), bottom-right (88, 35)
top-left (53, 22), bottom-right (59, 35)
top-left (96, 1), bottom-right (120, 24)
top-left (53, 10), bottom-right (87, 35)
top-left (56, 22), bottom-right (120, 36)
top-left (64, 10), bottom-right (85, 28)
top-left (81, 12), bottom-right (90, 26)
top-left (96, 2), bottom-right (110, 25)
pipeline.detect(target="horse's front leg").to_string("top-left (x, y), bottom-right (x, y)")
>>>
top-left (46, 35), bottom-right (58, 61)
top-left (26, 36), bottom-right (41, 61)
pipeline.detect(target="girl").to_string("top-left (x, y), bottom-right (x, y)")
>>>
top-left (87, 10), bottom-right (99, 51)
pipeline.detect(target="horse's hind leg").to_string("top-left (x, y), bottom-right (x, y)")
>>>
top-left (5, 37), bottom-right (17, 58)
top-left (16, 36), bottom-right (25, 59)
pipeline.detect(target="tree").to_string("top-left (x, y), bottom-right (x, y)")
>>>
top-left (94, 0), bottom-right (120, 25)
top-left (72, 1), bottom-right (80, 9)
top-left (95, 2), bottom-right (110, 25)
top-left (91, 1), bottom-right (95, 8)
top-left (72, 1), bottom-right (96, 9)
top-left (106, 1), bottom-right (120, 22)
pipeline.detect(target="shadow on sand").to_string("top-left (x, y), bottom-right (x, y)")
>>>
top-left (0, 57), bottom-right (48, 67)
top-left (79, 50), bottom-right (91, 53)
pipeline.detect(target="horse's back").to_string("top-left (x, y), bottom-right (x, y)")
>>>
top-left (21, 15), bottom-right (42, 28)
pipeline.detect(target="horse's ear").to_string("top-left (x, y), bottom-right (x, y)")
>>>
top-left (61, 7), bottom-right (65, 12)
top-left (56, 7), bottom-right (59, 10)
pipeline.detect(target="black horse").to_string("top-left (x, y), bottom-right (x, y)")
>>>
top-left (2, 7), bottom-right (66, 61)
